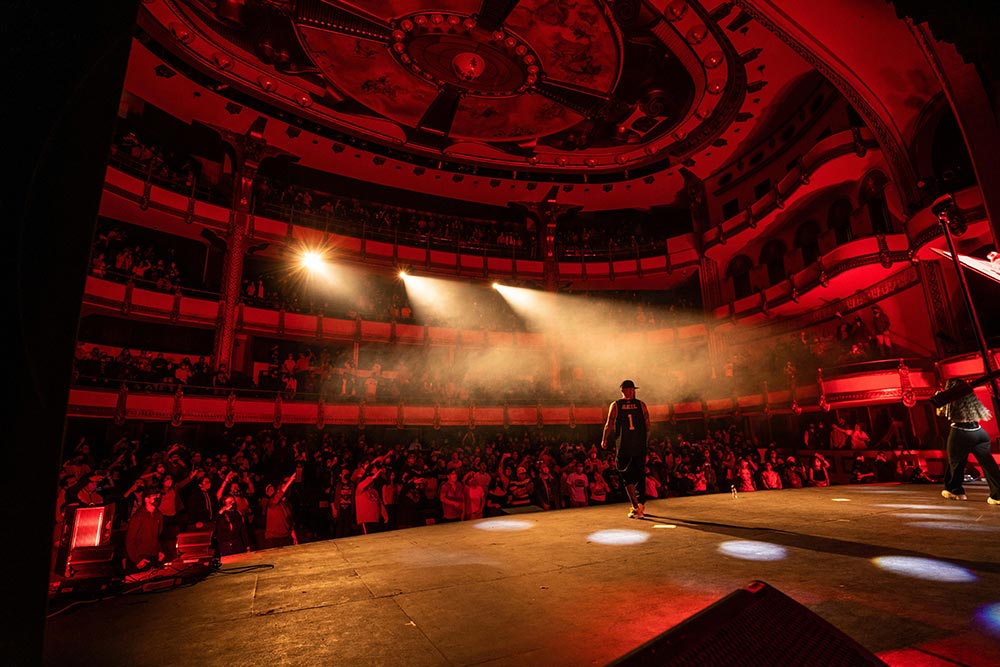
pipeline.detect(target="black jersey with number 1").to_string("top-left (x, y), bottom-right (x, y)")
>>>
top-left (615, 398), bottom-right (647, 455)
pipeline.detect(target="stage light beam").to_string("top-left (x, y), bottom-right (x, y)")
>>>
top-left (300, 250), bottom-right (325, 272)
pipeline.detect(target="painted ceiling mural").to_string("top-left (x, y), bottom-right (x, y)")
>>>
top-left (141, 0), bottom-right (775, 167)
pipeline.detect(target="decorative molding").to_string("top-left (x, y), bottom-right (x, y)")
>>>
top-left (732, 0), bottom-right (920, 210)
top-left (719, 265), bottom-right (920, 346)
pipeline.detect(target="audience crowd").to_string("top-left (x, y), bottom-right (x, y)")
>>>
top-left (57, 421), bottom-right (930, 576)
top-left (89, 225), bottom-right (189, 293)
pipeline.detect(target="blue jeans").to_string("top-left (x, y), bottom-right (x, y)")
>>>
top-left (943, 425), bottom-right (1000, 499)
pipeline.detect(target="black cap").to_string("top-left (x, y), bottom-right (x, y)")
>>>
top-left (620, 380), bottom-right (637, 389)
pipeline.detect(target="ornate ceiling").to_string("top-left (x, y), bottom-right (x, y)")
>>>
top-left (132, 0), bottom-right (851, 209)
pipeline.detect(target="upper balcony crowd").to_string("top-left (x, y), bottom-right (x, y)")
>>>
top-left (107, 126), bottom-right (687, 263)
top-left (81, 216), bottom-right (901, 408)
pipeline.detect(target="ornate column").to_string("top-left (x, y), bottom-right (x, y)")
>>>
top-left (209, 119), bottom-right (294, 372)
top-left (510, 199), bottom-right (580, 393)
top-left (511, 199), bottom-right (581, 291)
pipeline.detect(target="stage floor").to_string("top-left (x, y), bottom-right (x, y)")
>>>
top-left (44, 484), bottom-right (1000, 666)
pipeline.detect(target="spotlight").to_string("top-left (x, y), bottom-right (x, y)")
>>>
top-left (373, 156), bottom-right (386, 166)
top-left (285, 126), bottom-right (300, 139)
top-left (492, 282), bottom-right (501, 289)
top-left (300, 251), bottom-right (324, 271)
top-left (332, 143), bottom-right (345, 153)
top-left (399, 270), bottom-right (409, 279)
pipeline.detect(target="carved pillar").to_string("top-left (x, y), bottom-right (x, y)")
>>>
top-left (511, 200), bottom-right (581, 291)
top-left (699, 256), bottom-right (722, 312)
top-left (209, 119), bottom-right (293, 373)
top-left (510, 199), bottom-right (579, 391)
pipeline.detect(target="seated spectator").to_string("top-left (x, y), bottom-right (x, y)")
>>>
top-left (174, 359), bottom-right (192, 385)
top-left (734, 458), bottom-right (757, 492)
top-left (807, 454), bottom-right (831, 487)
top-left (781, 457), bottom-right (805, 489)
top-left (908, 466), bottom-right (937, 484)
top-left (212, 364), bottom-right (231, 394)
top-left (850, 455), bottom-right (876, 484)
top-left (759, 462), bottom-right (782, 490)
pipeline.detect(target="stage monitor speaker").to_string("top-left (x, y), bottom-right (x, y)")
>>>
top-left (174, 529), bottom-right (215, 565)
top-left (60, 545), bottom-right (120, 595)
top-left (55, 503), bottom-right (115, 576)
top-left (608, 580), bottom-right (885, 667)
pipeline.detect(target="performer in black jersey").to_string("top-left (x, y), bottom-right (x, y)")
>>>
top-left (601, 380), bottom-right (651, 518)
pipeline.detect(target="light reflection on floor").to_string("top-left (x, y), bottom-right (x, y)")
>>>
top-left (875, 503), bottom-right (976, 510)
top-left (717, 540), bottom-right (788, 561)
top-left (905, 521), bottom-right (1000, 532)
top-left (872, 556), bottom-right (978, 582)
top-left (473, 519), bottom-right (534, 532)
top-left (891, 512), bottom-right (974, 520)
top-left (975, 602), bottom-right (1000, 638)
top-left (845, 489), bottom-right (920, 494)
top-left (587, 529), bottom-right (649, 545)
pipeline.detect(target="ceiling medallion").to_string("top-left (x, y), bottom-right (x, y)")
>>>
top-left (452, 52), bottom-right (485, 81)
top-left (389, 12), bottom-right (542, 96)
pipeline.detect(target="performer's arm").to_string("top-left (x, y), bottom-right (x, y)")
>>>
top-left (601, 402), bottom-right (618, 449)
top-left (641, 400), bottom-right (651, 431)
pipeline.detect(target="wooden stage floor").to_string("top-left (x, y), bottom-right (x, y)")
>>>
top-left (44, 483), bottom-right (1000, 666)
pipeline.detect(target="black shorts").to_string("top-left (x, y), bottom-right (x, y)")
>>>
top-left (616, 450), bottom-right (646, 486)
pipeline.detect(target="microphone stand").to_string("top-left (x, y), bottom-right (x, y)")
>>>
top-left (932, 195), bottom-right (1000, 421)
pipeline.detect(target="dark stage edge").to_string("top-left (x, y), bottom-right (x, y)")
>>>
top-left (44, 484), bottom-right (1000, 666)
